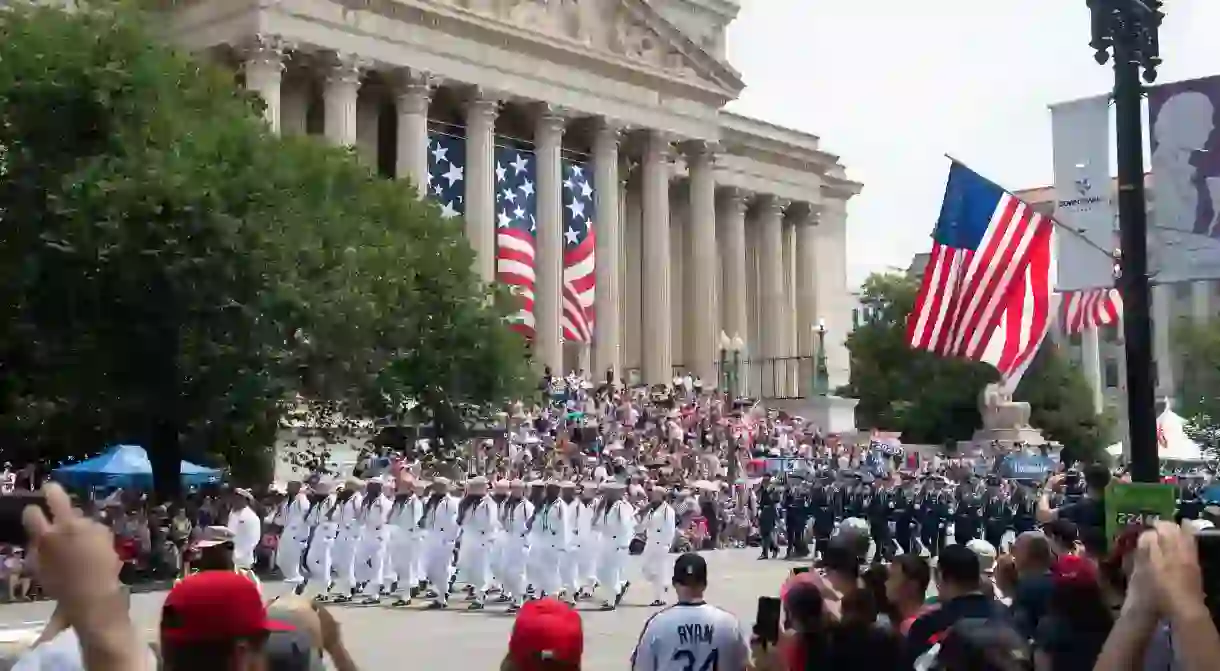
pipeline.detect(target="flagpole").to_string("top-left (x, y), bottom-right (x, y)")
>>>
top-left (942, 154), bottom-right (1117, 273)
top-left (1088, 0), bottom-right (1161, 484)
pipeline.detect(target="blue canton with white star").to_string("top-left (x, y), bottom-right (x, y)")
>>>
top-left (427, 130), bottom-right (466, 219)
top-left (495, 144), bottom-right (537, 236)
top-left (561, 159), bottom-right (594, 251)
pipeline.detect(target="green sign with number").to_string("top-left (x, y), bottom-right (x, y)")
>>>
top-left (1104, 482), bottom-right (1177, 546)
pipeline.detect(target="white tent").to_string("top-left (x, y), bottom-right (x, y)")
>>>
top-left (1102, 409), bottom-right (1206, 462)
top-left (1157, 409), bottom-right (1206, 462)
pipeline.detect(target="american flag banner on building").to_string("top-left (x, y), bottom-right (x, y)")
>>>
top-left (907, 162), bottom-right (1055, 388)
top-left (561, 158), bottom-right (596, 343)
top-left (1058, 287), bottom-right (1122, 335)
top-left (494, 144), bottom-right (538, 338)
top-left (426, 129), bottom-right (466, 219)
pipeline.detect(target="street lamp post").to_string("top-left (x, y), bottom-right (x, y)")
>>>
top-left (813, 318), bottom-right (829, 396)
top-left (1087, 0), bottom-right (1161, 483)
top-left (721, 332), bottom-right (745, 484)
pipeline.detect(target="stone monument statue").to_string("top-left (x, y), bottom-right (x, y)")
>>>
top-left (963, 382), bottom-right (1046, 453)
top-left (979, 382), bottom-right (1032, 430)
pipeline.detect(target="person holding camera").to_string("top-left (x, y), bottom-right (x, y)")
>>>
top-left (1037, 463), bottom-right (1110, 538)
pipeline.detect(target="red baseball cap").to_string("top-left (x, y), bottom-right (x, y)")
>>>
top-left (161, 571), bottom-right (293, 645)
top-left (1050, 554), bottom-right (1098, 587)
top-left (509, 598), bottom-right (583, 669)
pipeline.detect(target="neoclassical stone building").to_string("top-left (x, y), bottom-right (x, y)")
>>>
top-left (155, 0), bottom-right (861, 400)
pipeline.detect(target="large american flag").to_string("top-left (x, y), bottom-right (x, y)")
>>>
top-left (907, 162), bottom-right (1055, 387)
top-left (1058, 288), bottom-right (1122, 335)
top-left (494, 144), bottom-right (538, 338)
top-left (561, 158), bottom-right (596, 343)
top-left (426, 129), bottom-right (466, 220)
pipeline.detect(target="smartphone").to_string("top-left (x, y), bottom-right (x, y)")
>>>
top-left (791, 566), bottom-right (811, 576)
top-left (1197, 529), bottom-right (1220, 631)
top-left (0, 494), bottom-right (51, 546)
top-left (754, 596), bottom-right (782, 645)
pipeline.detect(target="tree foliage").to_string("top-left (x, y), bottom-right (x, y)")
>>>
top-left (841, 272), bottom-right (1110, 456)
top-left (0, 2), bottom-right (533, 497)
top-left (1175, 319), bottom-right (1220, 458)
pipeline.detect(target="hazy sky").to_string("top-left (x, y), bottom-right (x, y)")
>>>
top-left (725, 0), bottom-right (1218, 287)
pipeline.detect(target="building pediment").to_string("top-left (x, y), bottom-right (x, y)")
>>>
top-left (416, 0), bottom-right (744, 99)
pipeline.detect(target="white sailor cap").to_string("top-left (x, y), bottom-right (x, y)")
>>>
top-left (467, 475), bottom-right (489, 488)
top-left (601, 481), bottom-right (627, 492)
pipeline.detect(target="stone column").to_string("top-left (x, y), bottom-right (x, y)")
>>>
top-left (465, 94), bottom-right (500, 285)
top-left (759, 195), bottom-right (788, 398)
top-left (593, 119), bottom-right (623, 379)
top-left (534, 108), bottom-right (566, 375)
top-left (795, 204), bottom-right (819, 396)
top-left (394, 70), bottom-right (433, 197)
top-left (1192, 280), bottom-right (1211, 323)
top-left (242, 35), bottom-right (286, 134)
top-left (781, 217), bottom-right (798, 396)
top-left (685, 141), bottom-right (718, 386)
top-left (641, 130), bottom-right (673, 385)
top-left (323, 54), bottom-right (362, 147)
top-left (1081, 328), bottom-right (1105, 414)
top-left (719, 189), bottom-right (750, 351)
top-left (1153, 283), bottom-right (1174, 397)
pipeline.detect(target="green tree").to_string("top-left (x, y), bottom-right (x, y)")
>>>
top-left (1016, 343), bottom-right (1112, 461)
top-left (0, 2), bottom-right (531, 496)
top-left (1175, 320), bottom-right (1220, 457)
top-left (841, 272), bottom-right (1109, 452)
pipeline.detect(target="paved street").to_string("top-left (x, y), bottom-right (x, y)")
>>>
top-left (0, 549), bottom-right (806, 670)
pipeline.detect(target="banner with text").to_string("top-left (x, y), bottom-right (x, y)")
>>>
top-left (1050, 95), bottom-right (1116, 292)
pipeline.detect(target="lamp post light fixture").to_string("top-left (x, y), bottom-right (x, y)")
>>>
top-left (813, 318), bottom-right (829, 396)
top-left (1088, 0), bottom-right (1162, 483)
top-left (719, 331), bottom-right (745, 401)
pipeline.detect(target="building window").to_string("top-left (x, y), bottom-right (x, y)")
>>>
top-left (1103, 358), bottom-right (1120, 389)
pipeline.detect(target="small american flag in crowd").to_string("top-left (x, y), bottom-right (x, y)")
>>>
top-left (426, 130), bottom-right (466, 220)
top-left (907, 161), bottom-right (1055, 386)
top-left (495, 145), bottom-right (538, 338)
top-left (562, 159), bottom-right (595, 343)
top-left (1058, 287), bottom-right (1122, 335)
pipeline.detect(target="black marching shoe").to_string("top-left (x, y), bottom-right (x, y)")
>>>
top-left (390, 598), bottom-right (411, 608)
top-left (614, 581), bottom-right (631, 607)
top-left (425, 601), bottom-right (447, 610)
top-left (359, 596), bottom-right (381, 606)
top-left (467, 601), bottom-right (485, 611)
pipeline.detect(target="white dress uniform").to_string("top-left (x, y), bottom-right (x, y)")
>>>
top-left (386, 492), bottom-right (425, 604)
top-left (526, 496), bottom-right (570, 597)
top-left (593, 489), bottom-right (636, 609)
top-left (422, 489), bottom-right (460, 607)
top-left (330, 492), bottom-right (364, 600)
top-left (564, 497), bottom-right (597, 597)
top-left (355, 489), bottom-right (391, 602)
top-left (273, 491), bottom-right (310, 585)
top-left (302, 492), bottom-right (339, 599)
top-left (640, 500), bottom-right (677, 604)
top-left (498, 495), bottom-right (534, 610)
top-left (456, 490), bottom-right (499, 607)
top-left (225, 504), bottom-right (262, 570)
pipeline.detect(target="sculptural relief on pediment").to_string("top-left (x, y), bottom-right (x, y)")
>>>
top-left (435, 0), bottom-right (706, 81)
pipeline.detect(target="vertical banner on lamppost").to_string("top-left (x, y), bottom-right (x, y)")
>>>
top-left (1148, 74), bottom-right (1220, 283)
top-left (1050, 95), bottom-right (1116, 292)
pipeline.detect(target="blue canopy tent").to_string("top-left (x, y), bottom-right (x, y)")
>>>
top-left (52, 445), bottom-right (223, 489)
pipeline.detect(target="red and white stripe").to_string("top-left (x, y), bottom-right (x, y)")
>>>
top-left (496, 227), bottom-right (536, 338)
top-left (979, 223), bottom-right (1055, 389)
top-left (908, 195), bottom-right (1055, 375)
top-left (1059, 287), bottom-right (1122, 335)
top-left (561, 225), bottom-right (595, 343)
